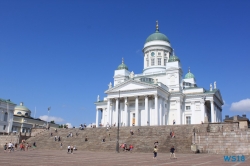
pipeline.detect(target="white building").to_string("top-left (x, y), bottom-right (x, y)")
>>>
top-left (0, 99), bottom-right (15, 133)
top-left (95, 22), bottom-right (224, 127)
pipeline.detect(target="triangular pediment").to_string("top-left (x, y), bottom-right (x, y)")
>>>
top-left (215, 90), bottom-right (223, 104)
top-left (105, 80), bottom-right (156, 93)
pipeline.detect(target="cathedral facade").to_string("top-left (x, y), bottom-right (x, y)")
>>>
top-left (94, 22), bottom-right (223, 127)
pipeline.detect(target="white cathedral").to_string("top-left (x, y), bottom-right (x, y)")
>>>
top-left (95, 22), bottom-right (223, 127)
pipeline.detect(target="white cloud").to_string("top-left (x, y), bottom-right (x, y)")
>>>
top-left (39, 115), bottom-right (64, 123)
top-left (230, 98), bottom-right (250, 112)
top-left (66, 123), bottom-right (73, 128)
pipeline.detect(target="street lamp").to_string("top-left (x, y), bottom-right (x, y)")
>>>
top-left (116, 90), bottom-right (120, 153)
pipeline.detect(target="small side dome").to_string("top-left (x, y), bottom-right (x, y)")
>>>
top-left (168, 55), bottom-right (180, 62)
top-left (185, 68), bottom-right (195, 79)
top-left (117, 58), bottom-right (128, 70)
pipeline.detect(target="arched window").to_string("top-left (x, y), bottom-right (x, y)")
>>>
top-left (17, 112), bottom-right (22, 115)
top-left (4, 112), bottom-right (8, 121)
top-left (25, 113), bottom-right (29, 116)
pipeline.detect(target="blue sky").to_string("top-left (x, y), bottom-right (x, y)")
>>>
top-left (1, 0), bottom-right (250, 127)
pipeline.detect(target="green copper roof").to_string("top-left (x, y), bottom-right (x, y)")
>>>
top-left (117, 58), bottom-right (128, 70)
top-left (185, 69), bottom-right (195, 79)
top-left (145, 21), bottom-right (170, 44)
top-left (145, 31), bottom-right (170, 43)
top-left (168, 55), bottom-right (180, 62)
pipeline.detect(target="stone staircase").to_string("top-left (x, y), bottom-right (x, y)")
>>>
top-left (0, 134), bottom-right (19, 146)
top-left (26, 125), bottom-right (207, 153)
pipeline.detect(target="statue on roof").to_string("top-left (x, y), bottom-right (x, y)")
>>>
top-left (214, 81), bottom-right (216, 89)
top-left (210, 83), bottom-right (213, 91)
top-left (130, 71), bottom-right (134, 79)
top-left (108, 82), bottom-right (112, 89)
top-left (97, 95), bottom-right (100, 102)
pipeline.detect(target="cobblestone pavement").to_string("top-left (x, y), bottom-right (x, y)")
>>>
top-left (0, 149), bottom-right (249, 166)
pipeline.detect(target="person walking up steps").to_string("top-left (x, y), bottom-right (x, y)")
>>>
top-left (153, 146), bottom-right (158, 159)
top-left (170, 146), bottom-right (177, 159)
top-left (67, 145), bottom-right (70, 153)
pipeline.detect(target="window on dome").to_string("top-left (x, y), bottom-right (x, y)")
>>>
top-left (17, 112), bottom-right (22, 115)
top-left (186, 106), bottom-right (191, 110)
top-left (151, 59), bottom-right (155, 66)
top-left (25, 113), bottom-right (29, 116)
top-left (158, 52), bottom-right (161, 55)
top-left (164, 52), bottom-right (167, 56)
top-left (158, 58), bottom-right (161, 65)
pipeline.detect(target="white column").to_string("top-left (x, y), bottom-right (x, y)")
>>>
top-left (111, 100), bottom-right (114, 125)
top-left (155, 95), bottom-right (159, 125)
top-left (200, 100), bottom-right (205, 123)
top-left (191, 101), bottom-right (195, 124)
top-left (149, 98), bottom-right (152, 125)
top-left (162, 98), bottom-right (165, 125)
top-left (145, 96), bottom-right (149, 126)
top-left (211, 100), bottom-right (214, 123)
top-left (125, 97), bottom-right (128, 127)
top-left (115, 98), bottom-right (119, 125)
top-left (96, 109), bottom-right (99, 127)
top-left (107, 99), bottom-right (110, 125)
top-left (165, 100), bottom-right (169, 125)
top-left (135, 96), bottom-right (139, 126)
top-left (159, 97), bottom-right (162, 125)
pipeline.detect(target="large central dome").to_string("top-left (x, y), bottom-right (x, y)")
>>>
top-left (145, 21), bottom-right (170, 43)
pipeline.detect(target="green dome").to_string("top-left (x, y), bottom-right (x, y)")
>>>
top-left (145, 21), bottom-right (170, 44)
top-left (117, 58), bottom-right (128, 70)
top-left (185, 69), bottom-right (195, 79)
top-left (145, 31), bottom-right (170, 43)
top-left (168, 55), bottom-right (180, 62)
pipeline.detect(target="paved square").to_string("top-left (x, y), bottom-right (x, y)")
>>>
top-left (0, 149), bottom-right (249, 166)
